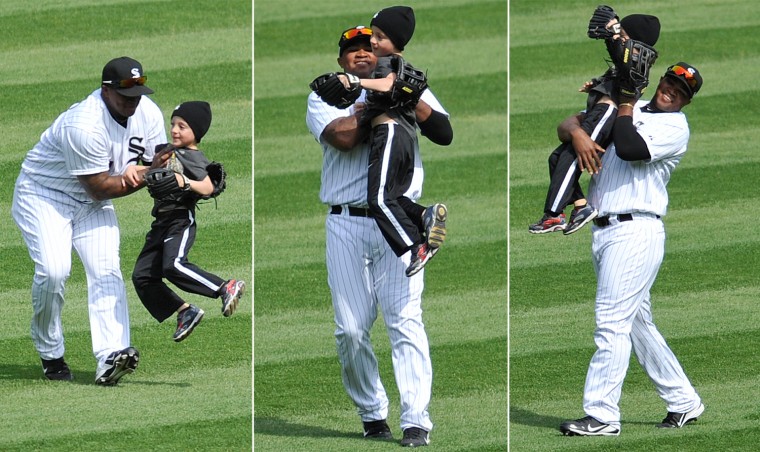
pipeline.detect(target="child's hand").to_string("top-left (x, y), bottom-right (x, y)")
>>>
top-left (122, 165), bottom-right (148, 187)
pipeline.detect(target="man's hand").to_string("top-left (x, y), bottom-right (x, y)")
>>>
top-left (571, 128), bottom-right (606, 174)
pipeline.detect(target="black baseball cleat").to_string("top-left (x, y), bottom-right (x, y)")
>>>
top-left (560, 415), bottom-right (620, 436)
top-left (657, 403), bottom-right (704, 428)
top-left (173, 304), bottom-right (205, 342)
top-left (95, 347), bottom-right (139, 386)
top-left (41, 357), bottom-right (73, 381)
top-left (363, 419), bottom-right (392, 439)
top-left (400, 427), bottom-right (429, 447)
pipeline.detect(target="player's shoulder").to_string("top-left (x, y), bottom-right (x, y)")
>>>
top-left (136, 95), bottom-right (164, 117)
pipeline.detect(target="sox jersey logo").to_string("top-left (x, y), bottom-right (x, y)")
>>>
top-left (21, 88), bottom-right (165, 202)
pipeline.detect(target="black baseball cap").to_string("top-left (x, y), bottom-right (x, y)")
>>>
top-left (339, 26), bottom-right (372, 56)
top-left (370, 6), bottom-right (415, 51)
top-left (620, 14), bottom-right (660, 46)
top-left (664, 62), bottom-right (702, 98)
top-left (101, 56), bottom-right (154, 97)
top-left (172, 101), bottom-right (212, 143)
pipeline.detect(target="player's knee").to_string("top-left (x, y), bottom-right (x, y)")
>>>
top-left (33, 266), bottom-right (70, 292)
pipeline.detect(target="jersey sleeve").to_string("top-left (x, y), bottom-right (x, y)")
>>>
top-left (60, 124), bottom-right (111, 176)
top-left (306, 91), bottom-right (354, 145)
top-left (636, 109), bottom-right (690, 162)
top-left (419, 88), bottom-right (449, 118)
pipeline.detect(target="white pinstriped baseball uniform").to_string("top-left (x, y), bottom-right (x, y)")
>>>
top-left (307, 88), bottom-right (447, 432)
top-left (582, 99), bottom-right (701, 427)
top-left (11, 88), bottom-right (165, 364)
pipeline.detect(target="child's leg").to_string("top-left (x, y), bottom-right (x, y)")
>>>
top-left (399, 197), bottom-right (426, 232)
top-left (543, 142), bottom-right (584, 216)
top-left (132, 220), bottom-right (185, 323)
top-left (367, 124), bottom-right (421, 257)
top-left (161, 210), bottom-right (226, 297)
top-left (543, 102), bottom-right (618, 215)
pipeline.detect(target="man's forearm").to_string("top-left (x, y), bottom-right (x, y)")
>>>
top-left (322, 112), bottom-right (369, 151)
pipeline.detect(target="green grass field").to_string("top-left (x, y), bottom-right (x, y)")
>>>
top-left (511, 1), bottom-right (760, 450)
top-left (254, 0), bottom-right (507, 450)
top-left (0, 1), bottom-right (251, 450)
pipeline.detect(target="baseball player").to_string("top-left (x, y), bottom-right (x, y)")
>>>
top-left (530, 8), bottom-right (661, 235)
top-left (306, 24), bottom-right (451, 447)
top-left (11, 56), bottom-right (167, 385)
top-left (129, 101), bottom-right (245, 342)
top-left (559, 62), bottom-right (705, 436)
top-left (314, 6), bottom-right (448, 277)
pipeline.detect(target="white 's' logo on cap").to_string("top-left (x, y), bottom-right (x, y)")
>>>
top-left (131, 68), bottom-right (141, 78)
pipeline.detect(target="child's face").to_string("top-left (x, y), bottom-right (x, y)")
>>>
top-left (369, 26), bottom-right (397, 56)
top-left (171, 116), bottom-right (197, 149)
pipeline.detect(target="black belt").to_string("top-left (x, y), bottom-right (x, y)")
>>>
top-left (330, 205), bottom-right (373, 217)
top-left (593, 213), bottom-right (660, 227)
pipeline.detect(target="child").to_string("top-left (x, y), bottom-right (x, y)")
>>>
top-left (340, 6), bottom-right (448, 277)
top-left (529, 12), bottom-right (660, 235)
top-left (128, 101), bottom-right (245, 342)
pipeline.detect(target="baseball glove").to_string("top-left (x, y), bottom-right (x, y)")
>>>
top-left (203, 161), bottom-right (226, 199)
top-left (144, 167), bottom-right (188, 202)
top-left (309, 72), bottom-right (361, 109)
top-left (388, 56), bottom-right (428, 109)
top-left (587, 5), bottom-right (620, 40)
top-left (614, 39), bottom-right (658, 99)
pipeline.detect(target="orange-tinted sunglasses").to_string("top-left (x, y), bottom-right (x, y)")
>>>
top-left (103, 76), bottom-right (148, 88)
top-left (342, 27), bottom-right (372, 40)
top-left (668, 65), bottom-right (697, 88)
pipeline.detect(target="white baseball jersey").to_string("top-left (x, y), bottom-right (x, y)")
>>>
top-left (588, 100), bottom-right (689, 217)
top-left (306, 87), bottom-right (448, 432)
top-left (22, 89), bottom-right (163, 202)
top-left (12, 89), bottom-right (166, 366)
top-left (581, 100), bottom-right (701, 428)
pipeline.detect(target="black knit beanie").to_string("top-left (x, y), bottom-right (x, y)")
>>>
top-left (620, 14), bottom-right (660, 46)
top-left (172, 101), bottom-right (212, 143)
top-left (370, 6), bottom-right (415, 51)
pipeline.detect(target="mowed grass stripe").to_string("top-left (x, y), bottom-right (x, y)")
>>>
top-left (511, 286), bottom-right (760, 356)
top-left (256, 37), bottom-right (506, 100)
top-left (5, 415), bottom-right (252, 452)
top-left (510, 2), bottom-right (760, 450)
top-left (254, 1), bottom-right (504, 59)
top-left (0, 1), bottom-right (251, 449)
top-left (256, 286), bottom-right (506, 364)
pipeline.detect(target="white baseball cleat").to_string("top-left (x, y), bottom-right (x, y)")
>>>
top-left (95, 347), bottom-right (139, 386)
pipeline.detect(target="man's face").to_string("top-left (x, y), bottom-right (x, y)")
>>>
top-left (651, 77), bottom-right (691, 112)
top-left (101, 85), bottom-right (142, 118)
top-left (337, 41), bottom-right (376, 78)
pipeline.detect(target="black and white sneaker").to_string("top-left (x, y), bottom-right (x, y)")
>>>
top-left (220, 279), bottom-right (245, 317)
top-left (400, 427), bottom-right (429, 447)
top-left (41, 357), bottom-right (73, 381)
top-left (95, 347), bottom-right (139, 386)
top-left (657, 403), bottom-right (704, 428)
top-left (560, 415), bottom-right (620, 436)
top-left (564, 204), bottom-right (598, 235)
top-left (173, 304), bottom-right (205, 342)
top-left (363, 419), bottom-right (392, 439)
top-left (423, 203), bottom-right (447, 249)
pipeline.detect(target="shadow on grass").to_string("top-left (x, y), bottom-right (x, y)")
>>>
top-left (0, 364), bottom-right (189, 387)
top-left (254, 416), bottom-right (362, 440)
top-left (511, 405), bottom-right (666, 431)
top-left (510, 405), bottom-right (565, 430)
